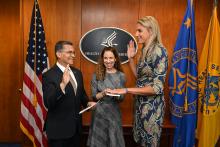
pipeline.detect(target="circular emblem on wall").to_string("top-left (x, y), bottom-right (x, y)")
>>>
top-left (79, 27), bottom-right (137, 64)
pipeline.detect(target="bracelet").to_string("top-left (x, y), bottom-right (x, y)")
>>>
top-left (125, 88), bottom-right (128, 93)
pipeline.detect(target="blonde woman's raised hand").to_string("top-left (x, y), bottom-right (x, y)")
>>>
top-left (127, 40), bottom-right (136, 59)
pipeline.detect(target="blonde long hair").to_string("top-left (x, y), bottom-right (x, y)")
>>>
top-left (137, 16), bottom-right (163, 61)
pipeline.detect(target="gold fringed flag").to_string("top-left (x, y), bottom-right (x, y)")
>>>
top-left (168, 0), bottom-right (198, 146)
top-left (197, 2), bottom-right (220, 147)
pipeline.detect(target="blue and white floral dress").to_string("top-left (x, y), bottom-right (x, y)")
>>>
top-left (133, 44), bottom-right (168, 147)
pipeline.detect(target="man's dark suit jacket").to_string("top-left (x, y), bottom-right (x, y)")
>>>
top-left (42, 64), bottom-right (88, 139)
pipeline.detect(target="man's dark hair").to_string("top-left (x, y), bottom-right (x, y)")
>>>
top-left (55, 40), bottom-right (73, 53)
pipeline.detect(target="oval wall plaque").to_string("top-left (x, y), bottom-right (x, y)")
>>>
top-left (79, 27), bottom-right (137, 64)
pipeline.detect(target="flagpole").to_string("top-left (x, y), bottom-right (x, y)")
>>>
top-left (33, 0), bottom-right (37, 107)
top-left (184, 0), bottom-right (193, 111)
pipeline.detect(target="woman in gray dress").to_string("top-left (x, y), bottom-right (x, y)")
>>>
top-left (107, 16), bottom-right (168, 147)
top-left (87, 47), bottom-right (126, 147)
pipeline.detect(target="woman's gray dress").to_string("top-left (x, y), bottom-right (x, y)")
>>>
top-left (87, 71), bottom-right (126, 147)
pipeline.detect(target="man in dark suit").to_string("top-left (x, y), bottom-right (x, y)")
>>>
top-left (42, 40), bottom-right (95, 147)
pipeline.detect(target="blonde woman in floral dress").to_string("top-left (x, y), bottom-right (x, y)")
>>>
top-left (107, 16), bottom-right (168, 147)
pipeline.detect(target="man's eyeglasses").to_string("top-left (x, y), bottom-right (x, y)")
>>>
top-left (61, 51), bottom-right (75, 56)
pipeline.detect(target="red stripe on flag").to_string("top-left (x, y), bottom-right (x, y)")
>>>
top-left (38, 74), bottom-right (42, 82)
top-left (20, 114), bottom-right (41, 147)
top-left (36, 75), bottom-right (47, 119)
top-left (23, 73), bottom-right (47, 119)
top-left (23, 73), bottom-right (35, 93)
top-left (42, 133), bottom-right (48, 147)
top-left (36, 90), bottom-right (47, 120)
top-left (21, 93), bottom-right (43, 131)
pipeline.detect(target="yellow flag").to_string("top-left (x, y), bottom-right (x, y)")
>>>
top-left (197, 6), bottom-right (220, 147)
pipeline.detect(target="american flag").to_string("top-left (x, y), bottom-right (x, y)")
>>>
top-left (20, 0), bottom-right (49, 146)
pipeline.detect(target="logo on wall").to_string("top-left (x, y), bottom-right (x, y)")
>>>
top-left (79, 27), bottom-right (137, 64)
